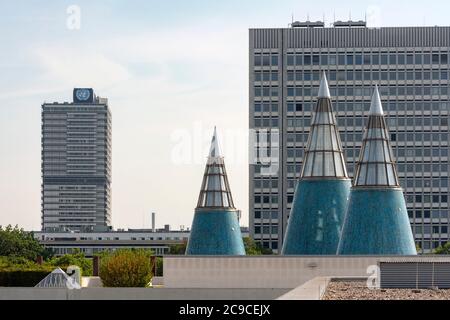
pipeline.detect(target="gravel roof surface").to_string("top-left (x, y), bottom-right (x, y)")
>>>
top-left (323, 280), bottom-right (450, 300)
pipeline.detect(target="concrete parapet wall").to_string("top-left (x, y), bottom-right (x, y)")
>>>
top-left (0, 287), bottom-right (289, 300)
top-left (162, 256), bottom-right (435, 288)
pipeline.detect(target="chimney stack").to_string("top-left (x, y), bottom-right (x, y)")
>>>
top-left (151, 212), bottom-right (156, 232)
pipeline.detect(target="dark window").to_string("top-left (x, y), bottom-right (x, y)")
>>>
top-left (303, 55), bottom-right (311, 65)
top-left (346, 55), bottom-right (354, 64)
top-left (254, 55), bottom-right (261, 66)
top-left (415, 54), bottom-right (422, 64)
top-left (287, 55), bottom-right (294, 66)
top-left (441, 54), bottom-right (448, 64)
top-left (271, 55), bottom-right (278, 66)
top-left (389, 54), bottom-right (396, 64)
top-left (312, 55), bottom-right (320, 65)
top-left (432, 54), bottom-right (440, 64)
top-left (295, 103), bottom-right (302, 112)
top-left (406, 54), bottom-right (414, 64)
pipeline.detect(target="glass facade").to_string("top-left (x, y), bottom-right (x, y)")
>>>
top-left (249, 26), bottom-right (450, 253)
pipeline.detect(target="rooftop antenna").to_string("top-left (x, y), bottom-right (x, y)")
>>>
top-left (307, 13), bottom-right (310, 21)
top-left (323, 12), bottom-right (325, 25)
top-left (333, 10), bottom-right (336, 25)
top-left (349, 10), bottom-right (352, 21)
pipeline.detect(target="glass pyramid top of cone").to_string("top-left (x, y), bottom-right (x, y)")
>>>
top-left (353, 86), bottom-right (400, 187)
top-left (301, 72), bottom-right (348, 179)
top-left (196, 127), bottom-right (235, 209)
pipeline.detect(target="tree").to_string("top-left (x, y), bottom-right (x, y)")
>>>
top-left (0, 225), bottom-right (51, 261)
top-left (169, 242), bottom-right (187, 254)
top-left (434, 242), bottom-right (450, 254)
top-left (47, 250), bottom-right (93, 276)
top-left (243, 237), bottom-right (273, 255)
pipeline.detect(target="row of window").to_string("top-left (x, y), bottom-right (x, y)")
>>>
top-left (285, 70), bottom-right (449, 82)
top-left (254, 210), bottom-right (278, 219)
top-left (255, 101), bottom-right (450, 113)
top-left (413, 225), bottom-right (449, 234)
top-left (254, 195), bottom-right (279, 204)
top-left (286, 132), bottom-right (450, 143)
top-left (254, 225), bottom-right (278, 235)
top-left (254, 180), bottom-right (279, 189)
top-left (409, 209), bottom-right (449, 219)
top-left (284, 86), bottom-right (450, 98)
top-left (283, 116), bottom-right (449, 128)
top-left (285, 152), bottom-right (450, 167)
top-left (284, 53), bottom-right (449, 66)
top-left (282, 192), bottom-right (450, 205)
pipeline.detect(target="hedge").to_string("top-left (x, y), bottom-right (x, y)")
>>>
top-left (0, 267), bottom-right (54, 287)
top-left (0, 256), bottom-right (54, 287)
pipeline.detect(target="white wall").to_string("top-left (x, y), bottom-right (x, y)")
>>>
top-left (162, 256), bottom-right (406, 288)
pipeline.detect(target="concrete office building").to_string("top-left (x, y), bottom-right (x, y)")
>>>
top-left (34, 226), bottom-right (250, 257)
top-left (249, 24), bottom-right (450, 253)
top-left (41, 88), bottom-right (112, 232)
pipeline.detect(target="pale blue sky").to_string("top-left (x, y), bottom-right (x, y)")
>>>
top-left (0, 0), bottom-right (449, 231)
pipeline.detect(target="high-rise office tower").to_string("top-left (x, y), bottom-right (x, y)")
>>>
top-left (338, 86), bottom-right (417, 255)
top-left (186, 128), bottom-right (245, 255)
top-left (282, 72), bottom-right (350, 255)
top-left (249, 24), bottom-right (450, 253)
top-left (41, 88), bottom-right (112, 232)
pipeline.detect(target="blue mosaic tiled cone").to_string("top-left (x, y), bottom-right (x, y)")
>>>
top-left (338, 86), bottom-right (417, 255)
top-left (282, 72), bottom-right (351, 255)
top-left (186, 127), bottom-right (245, 255)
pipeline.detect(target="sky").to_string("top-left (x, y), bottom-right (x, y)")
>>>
top-left (0, 0), bottom-right (449, 231)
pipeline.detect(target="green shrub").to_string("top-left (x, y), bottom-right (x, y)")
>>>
top-left (155, 257), bottom-right (163, 277)
top-left (47, 252), bottom-right (92, 276)
top-left (99, 249), bottom-right (153, 287)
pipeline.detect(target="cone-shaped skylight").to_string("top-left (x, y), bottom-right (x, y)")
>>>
top-left (353, 86), bottom-right (399, 187)
top-left (301, 72), bottom-right (348, 178)
top-left (196, 127), bottom-right (235, 209)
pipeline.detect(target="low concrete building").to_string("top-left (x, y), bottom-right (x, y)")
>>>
top-left (33, 227), bottom-right (249, 256)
